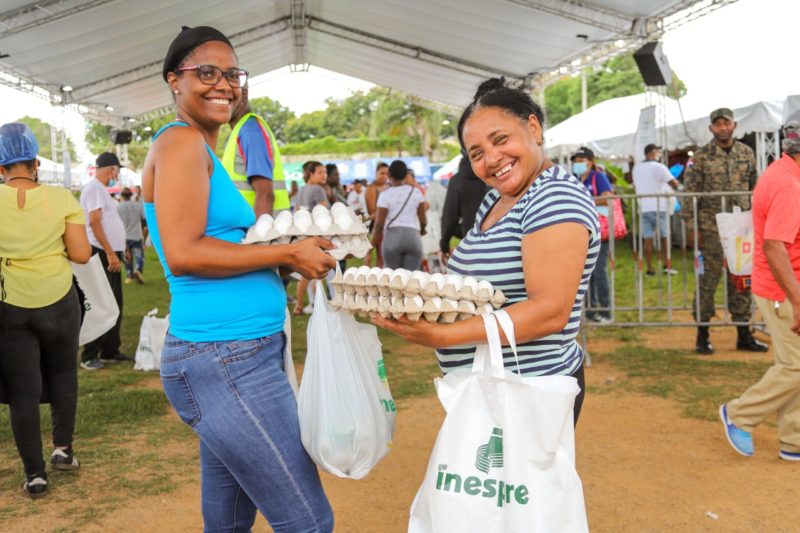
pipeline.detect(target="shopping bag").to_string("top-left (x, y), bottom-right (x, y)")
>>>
top-left (71, 255), bottom-right (119, 346)
top-left (715, 207), bottom-right (754, 276)
top-left (297, 281), bottom-right (396, 479)
top-left (409, 311), bottom-right (588, 533)
top-left (134, 308), bottom-right (169, 371)
top-left (598, 198), bottom-right (627, 241)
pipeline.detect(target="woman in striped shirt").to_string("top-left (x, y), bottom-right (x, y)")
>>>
top-left (372, 78), bottom-right (600, 424)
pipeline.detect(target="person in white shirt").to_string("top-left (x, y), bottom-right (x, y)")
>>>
top-left (346, 179), bottom-right (367, 216)
top-left (632, 144), bottom-right (680, 275)
top-left (79, 152), bottom-right (130, 369)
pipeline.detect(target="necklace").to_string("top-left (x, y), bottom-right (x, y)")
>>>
top-left (5, 176), bottom-right (35, 182)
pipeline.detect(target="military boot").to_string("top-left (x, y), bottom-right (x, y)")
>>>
top-left (696, 326), bottom-right (714, 355)
top-left (736, 326), bottom-right (768, 352)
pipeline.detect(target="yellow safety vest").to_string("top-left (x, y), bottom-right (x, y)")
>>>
top-left (222, 112), bottom-right (289, 211)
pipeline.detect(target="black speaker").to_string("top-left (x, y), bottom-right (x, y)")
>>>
top-left (633, 41), bottom-right (672, 86)
top-left (111, 130), bottom-right (132, 145)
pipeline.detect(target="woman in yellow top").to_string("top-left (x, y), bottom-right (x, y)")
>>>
top-left (0, 123), bottom-right (91, 499)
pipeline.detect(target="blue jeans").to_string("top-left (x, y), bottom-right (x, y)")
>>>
top-left (125, 239), bottom-right (144, 277)
top-left (160, 332), bottom-right (333, 532)
top-left (588, 240), bottom-right (611, 319)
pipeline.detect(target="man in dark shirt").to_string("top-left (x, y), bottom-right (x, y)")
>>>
top-left (439, 156), bottom-right (489, 266)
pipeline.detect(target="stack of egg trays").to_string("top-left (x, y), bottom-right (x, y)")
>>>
top-left (241, 202), bottom-right (372, 260)
top-left (330, 266), bottom-right (508, 323)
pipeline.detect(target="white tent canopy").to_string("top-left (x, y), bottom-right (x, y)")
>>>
top-left (0, 0), bottom-right (712, 124)
top-left (545, 92), bottom-right (800, 161)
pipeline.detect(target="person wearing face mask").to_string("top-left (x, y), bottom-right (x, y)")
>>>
top-left (372, 78), bottom-right (599, 426)
top-left (79, 152), bottom-right (130, 370)
top-left (571, 147), bottom-right (614, 323)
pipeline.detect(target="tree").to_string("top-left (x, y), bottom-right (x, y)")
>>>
top-left (248, 96), bottom-right (295, 143)
top-left (543, 52), bottom-right (687, 126)
top-left (15, 116), bottom-right (77, 161)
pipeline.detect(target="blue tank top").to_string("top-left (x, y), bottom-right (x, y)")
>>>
top-left (144, 121), bottom-right (285, 341)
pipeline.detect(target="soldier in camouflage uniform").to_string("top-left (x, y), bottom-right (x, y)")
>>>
top-left (681, 107), bottom-right (768, 355)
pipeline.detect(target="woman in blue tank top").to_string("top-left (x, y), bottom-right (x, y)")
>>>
top-left (141, 26), bottom-right (335, 532)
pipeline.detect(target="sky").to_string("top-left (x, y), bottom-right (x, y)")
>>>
top-left (0, 0), bottom-right (797, 164)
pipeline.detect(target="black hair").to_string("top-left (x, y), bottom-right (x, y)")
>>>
top-left (305, 160), bottom-right (324, 176)
top-left (162, 26), bottom-right (234, 81)
top-left (325, 163), bottom-right (338, 174)
top-left (457, 77), bottom-right (545, 150)
top-left (1, 160), bottom-right (35, 173)
top-left (388, 160), bottom-right (407, 182)
top-left (376, 161), bottom-right (388, 170)
top-left (121, 188), bottom-right (133, 199)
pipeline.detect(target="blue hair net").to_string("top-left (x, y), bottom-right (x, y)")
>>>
top-left (0, 122), bottom-right (39, 166)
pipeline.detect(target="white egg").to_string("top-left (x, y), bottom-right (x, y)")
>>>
top-left (274, 217), bottom-right (292, 234)
top-left (445, 274), bottom-right (464, 291)
top-left (334, 213), bottom-right (353, 231)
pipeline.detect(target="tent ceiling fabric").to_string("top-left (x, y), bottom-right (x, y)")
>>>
top-left (0, 0), bottom-right (691, 122)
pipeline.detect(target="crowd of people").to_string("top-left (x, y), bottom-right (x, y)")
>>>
top-left (1, 21), bottom-right (799, 531)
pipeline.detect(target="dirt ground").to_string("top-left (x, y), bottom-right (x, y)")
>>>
top-left (8, 326), bottom-right (800, 532)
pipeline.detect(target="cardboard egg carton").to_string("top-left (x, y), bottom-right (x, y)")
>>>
top-left (330, 266), bottom-right (507, 322)
top-left (241, 202), bottom-right (372, 259)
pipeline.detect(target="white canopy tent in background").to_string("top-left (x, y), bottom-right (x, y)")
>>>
top-left (545, 91), bottom-right (800, 171)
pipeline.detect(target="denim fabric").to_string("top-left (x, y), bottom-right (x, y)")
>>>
top-left (125, 239), bottom-right (144, 277)
top-left (160, 331), bottom-right (333, 533)
top-left (641, 211), bottom-right (669, 239)
top-left (587, 240), bottom-right (611, 319)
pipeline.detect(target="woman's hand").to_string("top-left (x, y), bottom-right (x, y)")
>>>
top-left (370, 314), bottom-right (446, 348)
top-left (287, 237), bottom-right (337, 279)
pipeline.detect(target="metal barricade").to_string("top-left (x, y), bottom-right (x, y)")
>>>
top-left (581, 190), bottom-right (764, 363)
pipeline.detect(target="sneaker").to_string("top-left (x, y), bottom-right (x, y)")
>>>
top-left (51, 448), bottom-right (80, 471)
top-left (21, 474), bottom-right (47, 499)
top-left (779, 450), bottom-right (800, 461)
top-left (124, 277), bottom-right (134, 285)
top-left (719, 404), bottom-right (754, 456)
top-left (133, 271), bottom-right (144, 284)
top-left (594, 316), bottom-right (613, 325)
top-left (663, 268), bottom-right (679, 275)
top-left (80, 359), bottom-right (104, 370)
top-left (645, 270), bottom-right (656, 277)
top-left (302, 304), bottom-right (314, 315)
top-left (100, 352), bottom-right (132, 364)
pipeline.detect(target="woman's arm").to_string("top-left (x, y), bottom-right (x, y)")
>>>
top-left (372, 222), bottom-right (590, 348)
top-left (370, 207), bottom-right (388, 247)
top-left (63, 222), bottom-right (91, 264)
top-left (417, 200), bottom-right (427, 235)
top-left (150, 127), bottom-right (336, 279)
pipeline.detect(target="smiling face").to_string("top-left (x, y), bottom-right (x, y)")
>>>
top-left (462, 106), bottom-right (546, 198)
top-left (167, 41), bottom-right (241, 130)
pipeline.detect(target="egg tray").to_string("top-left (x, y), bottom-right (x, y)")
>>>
top-left (241, 202), bottom-right (372, 260)
top-left (330, 266), bottom-right (507, 323)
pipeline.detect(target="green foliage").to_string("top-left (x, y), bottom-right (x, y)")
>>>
top-left (248, 95), bottom-right (295, 143)
top-left (544, 53), bottom-right (688, 126)
top-left (281, 135), bottom-right (419, 156)
top-left (14, 116), bottom-right (77, 161)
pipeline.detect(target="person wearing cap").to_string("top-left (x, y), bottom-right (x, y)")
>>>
top-left (0, 122), bottom-right (91, 498)
top-left (719, 132), bottom-right (800, 461)
top-left (632, 144), bottom-right (680, 276)
top-left (79, 152), bottom-right (129, 369)
top-left (571, 146), bottom-right (614, 323)
top-left (680, 108), bottom-right (767, 355)
top-left (222, 85), bottom-right (289, 217)
top-left (144, 26), bottom-right (334, 531)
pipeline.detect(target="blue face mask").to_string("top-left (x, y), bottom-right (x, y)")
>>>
top-left (572, 162), bottom-right (588, 176)
top-left (108, 179), bottom-right (117, 188)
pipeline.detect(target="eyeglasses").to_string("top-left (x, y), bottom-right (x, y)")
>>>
top-left (176, 64), bottom-right (248, 88)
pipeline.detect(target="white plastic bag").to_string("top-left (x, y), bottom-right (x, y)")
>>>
top-left (409, 311), bottom-right (588, 533)
top-left (297, 280), bottom-right (396, 479)
top-left (715, 207), bottom-right (754, 276)
top-left (71, 254), bottom-right (119, 346)
top-left (134, 308), bottom-right (169, 371)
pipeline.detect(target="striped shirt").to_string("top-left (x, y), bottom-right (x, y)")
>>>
top-left (436, 164), bottom-right (600, 376)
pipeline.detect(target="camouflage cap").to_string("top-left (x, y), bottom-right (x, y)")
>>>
top-left (710, 107), bottom-right (734, 123)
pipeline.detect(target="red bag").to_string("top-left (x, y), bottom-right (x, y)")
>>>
top-left (592, 173), bottom-right (628, 241)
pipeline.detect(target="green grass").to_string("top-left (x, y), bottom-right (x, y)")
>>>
top-left (595, 344), bottom-right (771, 420)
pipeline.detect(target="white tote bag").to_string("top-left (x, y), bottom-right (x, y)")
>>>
top-left (71, 254), bottom-right (119, 346)
top-left (297, 281), bottom-right (396, 479)
top-left (134, 308), bottom-right (170, 371)
top-left (715, 207), bottom-right (754, 276)
top-left (409, 311), bottom-right (588, 533)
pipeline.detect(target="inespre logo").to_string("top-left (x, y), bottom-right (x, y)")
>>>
top-left (434, 427), bottom-right (529, 508)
